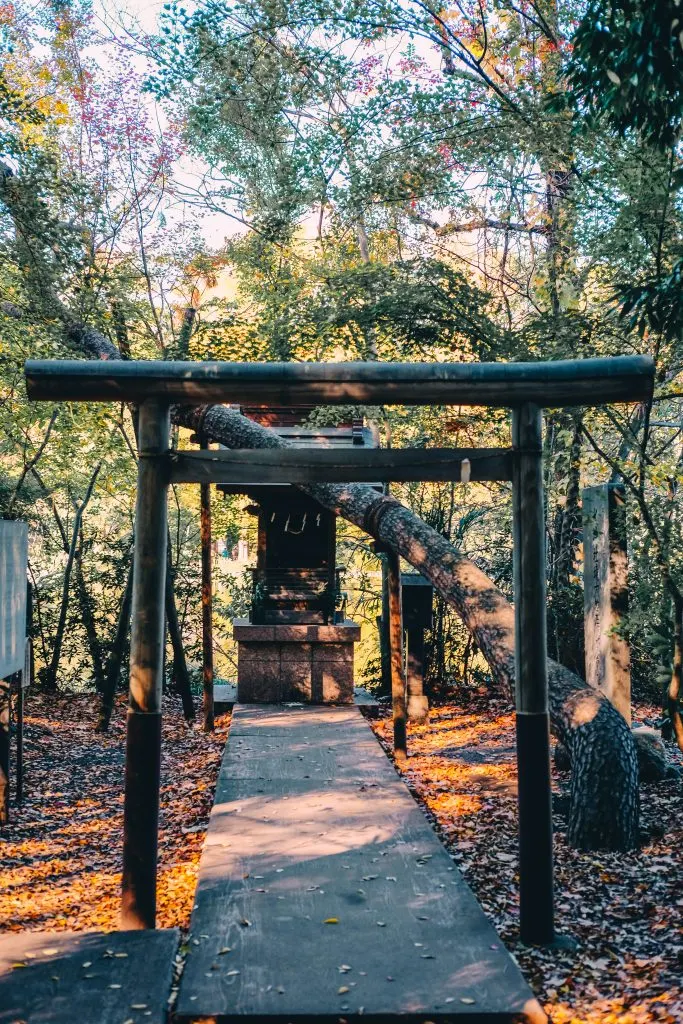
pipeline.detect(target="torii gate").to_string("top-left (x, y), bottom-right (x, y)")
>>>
top-left (25, 354), bottom-right (653, 947)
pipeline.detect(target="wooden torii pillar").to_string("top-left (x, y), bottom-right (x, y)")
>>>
top-left (24, 355), bottom-right (654, 944)
top-left (199, 435), bottom-right (214, 732)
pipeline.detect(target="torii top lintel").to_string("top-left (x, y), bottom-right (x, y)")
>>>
top-left (24, 355), bottom-right (654, 408)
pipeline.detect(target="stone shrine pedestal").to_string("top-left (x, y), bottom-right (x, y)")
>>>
top-left (234, 619), bottom-right (360, 704)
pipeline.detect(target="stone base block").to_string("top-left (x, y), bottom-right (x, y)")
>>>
top-left (234, 619), bottom-right (358, 704)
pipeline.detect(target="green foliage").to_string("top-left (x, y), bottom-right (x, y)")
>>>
top-left (567, 0), bottom-right (683, 149)
top-left (3, 0), bottom-right (683, 710)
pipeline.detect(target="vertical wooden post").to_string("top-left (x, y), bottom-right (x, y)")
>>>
top-left (0, 675), bottom-right (9, 824)
top-left (16, 637), bottom-right (30, 806)
top-left (512, 403), bottom-right (555, 946)
top-left (583, 483), bottom-right (631, 723)
top-left (19, 584), bottom-right (32, 805)
top-left (16, 678), bottom-right (24, 805)
top-left (121, 399), bottom-right (170, 930)
top-left (406, 627), bottom-right (429, 722)
top-left (386, 549), bottom-right (407, 760)
top-left (378, 558), bottom-right (392, 694)
top-left (200, 436), bottom-right (214, 732)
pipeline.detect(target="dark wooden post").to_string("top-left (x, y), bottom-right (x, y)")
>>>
top-left (16, 677), bottom-right (24, 805)
top-left (386, 549), bottom-right (407, 760)
top-left (0, 675), bottom-right (9, 824)
top-left (19, 584), bottom-right (33, 805)
top-left (121, 399), bottom-right (170, 930)
top-left (583, 483), bottom-right (631, 722)
top-left (512, 402), bottom-right (555, 946)
top-left (378, 559), bottom-right (392, 694)
top-left (200, 436), bottom-right (214, 732)
top-left (16, 637), bottom-right (30, 806)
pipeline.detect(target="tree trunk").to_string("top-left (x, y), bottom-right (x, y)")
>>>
top-left (43, 464), bottom-right (101, 691)
top-left (31, 319), bottom-right (640, 850)
top-left (547, 413), bottom-right (584, 675)
top-left (98, 563), bottom-right (134, 732)
top-left (175, 403), bottom-right (639, 851)
top-left (164, 565), bottom-right (196, 722)
top-left (74, 534), bottom-right (106, 693)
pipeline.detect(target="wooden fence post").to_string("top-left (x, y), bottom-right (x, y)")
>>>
top-left (121, 399), bottom-right (170, 930)
top-left (200, 436), bottom-right (214, 732)
top-left (386, 549), bottom-right (407, 760)
top-left (512, 402), bottom-right (555, 946)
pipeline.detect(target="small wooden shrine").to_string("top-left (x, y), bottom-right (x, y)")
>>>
top-left (218, 408), bottom-right (376, 704)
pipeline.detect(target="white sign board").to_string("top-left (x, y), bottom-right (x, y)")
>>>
top-left (0, 521), bottom-right (28, 679)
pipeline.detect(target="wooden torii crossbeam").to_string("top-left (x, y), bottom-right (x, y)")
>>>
top-left (25, 355), bottom-right (654, 949)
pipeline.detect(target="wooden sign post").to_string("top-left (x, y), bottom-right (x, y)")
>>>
top-left (401, 573), bottom-right (433, 723)
top-left (0, 521), bottom-right (28, 825)
top-left (583, 483), bottom-right (631, 723)
top-left (15, 636), bottom-right (31, 807)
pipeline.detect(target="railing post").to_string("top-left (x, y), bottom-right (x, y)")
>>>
top-left (386, 549), bottom-right (407, 760)
top-left (121, 399), bottom-right (170, 930)
top-left (200, 436), bottom-right (215, 732)
top-left (512, 402), bottom-right (555, 945)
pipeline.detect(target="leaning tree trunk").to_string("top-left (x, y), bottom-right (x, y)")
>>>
top-left (175, 403), bottom-right (639, 851)
top-left (24, 314), bottom-right (640, 850)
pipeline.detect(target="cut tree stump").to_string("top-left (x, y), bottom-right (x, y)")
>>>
top-left (175, 704), bottom-right (546, 1022)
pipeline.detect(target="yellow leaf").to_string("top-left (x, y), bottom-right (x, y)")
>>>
top-left (323, 917), bottom-right (339, 924)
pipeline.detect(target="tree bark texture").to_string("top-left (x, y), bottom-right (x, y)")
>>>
top-left (74, 541), bottom-right (106, 693)
top-left (98, 562), bottom-right (134, 732)
top-left (36, 320), bottom-right (639, 850)
top-left (43, 464), bottom-right (101, 691)
top-left (164, 565), bottom-right (196, 722)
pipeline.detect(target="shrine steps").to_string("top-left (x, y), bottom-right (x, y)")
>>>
top-left (174, 703), bottom-right (546, 1023)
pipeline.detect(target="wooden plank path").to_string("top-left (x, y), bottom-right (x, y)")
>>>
top-left (0, 928), bottom-right (178, 1024)
top-left (176, 705), bottom-right (545, 1023)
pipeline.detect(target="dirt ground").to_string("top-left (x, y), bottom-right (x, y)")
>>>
top-left (1, 691), bottom-right (681, 1024)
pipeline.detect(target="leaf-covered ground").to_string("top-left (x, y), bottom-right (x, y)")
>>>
top-left (0, 692), bottom-right (228, 933)
top-left (1, 692), bottom-right (681, 1023)
top-left (372, 700), bottom-right (683, 1024)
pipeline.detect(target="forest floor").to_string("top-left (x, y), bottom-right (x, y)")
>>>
top-left (1, 691), bottom-right (681, 1024)
top-left (372, 700), bottom-right (683, 1024)
top-left (0, 692), bottom-right (229, 933)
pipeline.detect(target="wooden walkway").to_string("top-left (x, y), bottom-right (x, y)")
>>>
top-left (0, 928), bottom-right (178, 1024)
top-left (175, 704), bottom-right (545, 1022)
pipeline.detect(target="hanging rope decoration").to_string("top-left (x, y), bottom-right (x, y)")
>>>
top-left (284, 513), bottom-right (307, 535)
top-left (266, 510), bottom-right (322, 533)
